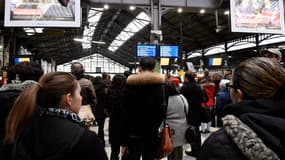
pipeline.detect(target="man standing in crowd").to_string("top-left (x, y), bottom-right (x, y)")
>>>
top-left (180, 72), bottom-right (205, 158)
top-left (122, 57), bottom-right (165, 160)
top-left (71, 62), bottom-right (97, 126)
top-left (0, 62), bottom-right (43, 157)
top-left (261, 48), bottom-right (282, 63)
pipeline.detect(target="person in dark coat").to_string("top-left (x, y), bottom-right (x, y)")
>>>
top-left (121, 57), bottom-right (165, 160)
top-left (215, 79), bottom-right (231, 127)
top-left (199, 57), bottom-right (285, 160)
top-left (180, 71), bottom-right (205, 157)
top-left (0, 62), bottom-right (43, 152)
top-left (71, 62), bottom-right (97, 126)
top-left (2, 72), bottom-right (108, 160)
top-left (93, 76), bottom-right (108, 146)
top-left (107, 74), bottom-right (127, 160)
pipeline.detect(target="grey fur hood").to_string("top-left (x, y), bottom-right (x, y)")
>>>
top-left (127, 72), bottom-right (165, 85)
top-left (0, 80), bottom-right (38, 92)
top-left (222, 115), bottom-right (279, 160)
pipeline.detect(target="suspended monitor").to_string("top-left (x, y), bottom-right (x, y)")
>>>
top-left (4, 0), bottom-right (80, 27)
top-left (14, 57), bottom-right (31, 64)
top-left (136, 44), bottom-right (157, 57)
top-left (208, 57), bottom-right (222, 66)
top-left (159, 45), bottom-right (180, 58)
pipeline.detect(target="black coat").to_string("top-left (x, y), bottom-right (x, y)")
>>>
top-left (107, 85), bottom-right (125, 144)
top-left (199, 99), bottom-right (285, 160)
top-left (0, 81), bottom-right (37, 142)
top-left (93, 81), bottom-right (108, 119)
top-left (121, 72), bottom-right (165, 146)
top-left (180, 83), bottom-right (205, 126)
top-left (2, 113), bottom-right (108, 160)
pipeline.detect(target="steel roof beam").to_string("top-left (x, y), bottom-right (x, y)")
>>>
top-left (89, 0), bottom-right (219, 8)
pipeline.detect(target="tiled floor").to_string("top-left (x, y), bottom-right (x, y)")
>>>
top-left (91, 118), bottom-right (217, 160)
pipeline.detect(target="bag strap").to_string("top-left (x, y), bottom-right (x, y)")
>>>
top-left (179, 95), bottom-right (189, 125)
top-left (162, 84), bottom-right (168, 126)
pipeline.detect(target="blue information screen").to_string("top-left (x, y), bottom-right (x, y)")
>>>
top-left (160, 45), bottom-right (179, 58)
top-left (136, 45), bottom-right (157, 57)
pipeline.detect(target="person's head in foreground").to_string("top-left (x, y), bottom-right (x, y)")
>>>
top-left (230, 57), bottom-right (285, 103)
top-left (138, 57), bottom-right (156, 73)
top-left (4, 72), bottom-right (82, 143)
top-left (199, 57), bottom-right (285, 160)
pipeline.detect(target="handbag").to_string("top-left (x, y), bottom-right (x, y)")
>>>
top-left (180, 95), bottom-right (199, 143)
top-left (157, 123), bottom-right (174, 159)
top-left (157, 84), bottom-right (174, 159)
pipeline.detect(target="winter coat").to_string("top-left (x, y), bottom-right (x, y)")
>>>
top-left (93, 80), bottom-right (108, 119)
top-left (201, 82), bottom-right (215, 108)
top-left (2, 108), bottom-right (108, 160)
top-left (0, 80), bottom-right (38, 142)
top-left (199, 99), bottom-right (285, 160)
top-left (180, 82), bottom-right (205, 127)
top-left (215, 89), bottom-right (231, 113)
top-left (121, 72), bottom-right (165, 146)
top-left (107, 85), bottom-right (125, 144)
top-left (165, 94), bottom-right (188, 147)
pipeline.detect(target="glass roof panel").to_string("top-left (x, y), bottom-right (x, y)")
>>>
top-left (108, 12), bottom-right (150, 52)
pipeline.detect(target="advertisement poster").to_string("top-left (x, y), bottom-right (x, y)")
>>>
top-left (230, 0), bottom-right (285, 34)
top-left (5, 0), bottom-right (80, 27)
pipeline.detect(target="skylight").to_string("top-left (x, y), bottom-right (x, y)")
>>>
top-left (82, 8), bottom-right (103, 49)
top-left (108, 12), bottom-right (151, 52)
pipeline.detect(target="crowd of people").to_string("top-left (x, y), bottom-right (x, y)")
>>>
top-left (0, 48), bottom-right (285, 160)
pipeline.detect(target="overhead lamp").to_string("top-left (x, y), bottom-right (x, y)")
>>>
top-left (129, 5), bottom-right (136, 11)
top-left (177, 8), bottom-right (183, 13)
top-left (0, 45), bottom-right (3, 49)
top-left (224, 10), bottom-right (230, 15)
top-left (35, 28), bottom-right (43, 33)
top-left (103, 4), bottom-right (109, 10)
top-left (74, 38), bottom-right (106, 45)
top-left (200, 9), bottom-right (205, 14)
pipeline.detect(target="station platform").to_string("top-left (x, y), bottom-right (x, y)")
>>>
top-left (91, 118), bottom-right (219, 160)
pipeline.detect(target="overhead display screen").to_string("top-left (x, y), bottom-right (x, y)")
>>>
top-left (230, 0), bottom-right (285, 34)
top-left (159, 45), bottom-right (179, 58)
top-left (136, 44), bottom-right (157, 57)
top-left (5, 0), bottom-right (80, 27)
top-left (209, 57), bottom-right (222, 66)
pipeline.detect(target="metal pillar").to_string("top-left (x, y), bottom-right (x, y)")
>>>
top-left (149, 0), bottom-right (162, 44)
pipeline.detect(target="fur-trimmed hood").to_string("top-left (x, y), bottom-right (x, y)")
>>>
top-left (127, 72), bottom-right (165, 85)
top-left (222, 115), bottom-right (280, 160)
top-left (0, 80), bottom-right (38, 92)
top-left (200, 82), bottom-right (215, 88)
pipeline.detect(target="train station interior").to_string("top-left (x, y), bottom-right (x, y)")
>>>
top-left (0, 0), bottom-right (285, 160)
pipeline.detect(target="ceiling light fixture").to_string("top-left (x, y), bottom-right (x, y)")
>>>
top-left (129, 5), bottom-right (136, 11)
top-left (177, 8), bottom-right (183, 13)
top-left (103, 4), bottom-right (109, 10)
top-left (200, 9), bottom-right (205, 14)
top-left (224, 10), bottom-right (230, 15)
top-left (74, 38), bottom-right (106, 44)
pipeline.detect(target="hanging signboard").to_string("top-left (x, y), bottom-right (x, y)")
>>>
top-left (230, 0), bottom-right (285, 34)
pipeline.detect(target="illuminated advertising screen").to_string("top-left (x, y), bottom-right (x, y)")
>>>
top-left (159, 45), bottom-right (179, 58)
top-left (230, 0), bottom-right (285, 34)
top-left (5, 0), bottom-right (80, 27)
top-left (136, 44), bottom-right (157, 57)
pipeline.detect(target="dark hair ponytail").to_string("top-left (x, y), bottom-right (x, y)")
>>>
top-left (4, 85), bottom-right (40, 143)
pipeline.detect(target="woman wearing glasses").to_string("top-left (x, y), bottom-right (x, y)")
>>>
top-left (199, 57), bottom-right (285, 160)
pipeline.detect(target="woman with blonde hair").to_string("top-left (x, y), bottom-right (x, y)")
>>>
top-left (199, 57), bottom-right (285, 160)
top-left (2, 72), bottom-right (107, 160)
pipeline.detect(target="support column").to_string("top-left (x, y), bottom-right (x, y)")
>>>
top-left (150, 0), bottom-right (162, 44)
